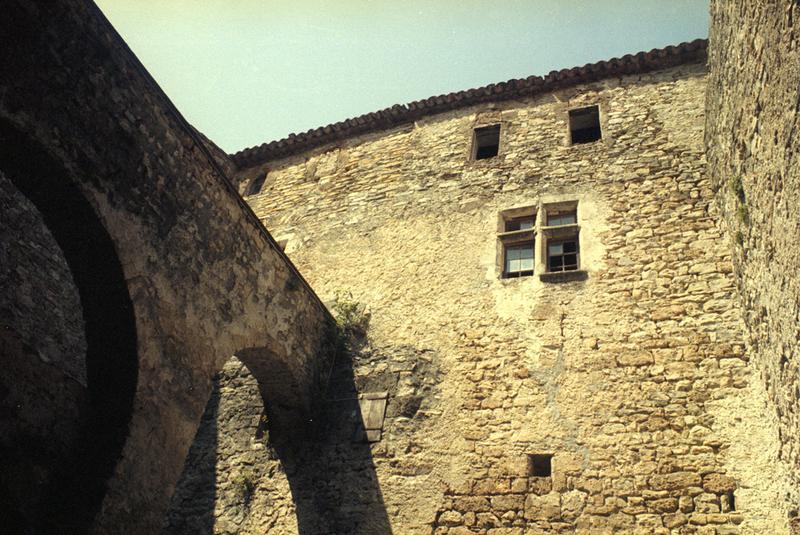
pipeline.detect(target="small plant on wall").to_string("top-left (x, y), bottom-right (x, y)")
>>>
top-left (330, 291), bottom-right (370, 338)
top-left (231, 467), bottom-right (257, 505)
top-left (728, 175), bottom-right (750, 225)
top-left (726, 175), bottom-right (750, 251)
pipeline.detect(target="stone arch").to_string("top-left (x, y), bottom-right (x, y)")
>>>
top-left (164, 332), bottom-right (395, 534)
top-left (0, 119), bottom-right (139, 532)
top-left (162, 354), bottom-right (300, 534)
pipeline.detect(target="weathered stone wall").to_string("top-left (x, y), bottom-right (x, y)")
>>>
top-left (0, 171), bottom-right (86, 384)
top-left (165, 336), bottom-right (443, 534)
top-left (0, 171), bottom-right (88, 530)
top-left (163, 357), bottom-right (298, 535)
top-left (0, 1), bottom-right (332, 533)
top-left (706, 1), bottom-right (800, 530)
top-left (235, 61), bottom-right (788, 533)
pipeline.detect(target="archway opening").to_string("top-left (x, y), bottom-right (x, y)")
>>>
top-left (0, 120), bottom-right (138, 532)
top-left (162, 356), bottom-right (297, 534)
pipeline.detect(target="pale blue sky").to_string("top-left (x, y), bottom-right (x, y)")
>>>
top-left (95, 1), bottom-right (709, 153)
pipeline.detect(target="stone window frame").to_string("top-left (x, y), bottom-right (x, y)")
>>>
top-left (542, 203), bottom-right (580, 273)
top-left (568, 104), bottom-right (602, 145)
top-left (497, 206), bottom-right (536, 279)
top-left (472, 123), bottom-right (502, 161)
top-left (463, 121), bottom-right (508, 163)
top-left (498, 200), bottom-right (588, 282)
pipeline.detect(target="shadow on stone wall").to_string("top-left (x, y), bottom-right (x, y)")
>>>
top-left (161, 378), bottom-right (219, 535)
top-left (0, 126), bottom-right (139, 534)
top-left (275, 344), bottom-right (393, 535)
top-left (162, 346), bottom-right (392, 534)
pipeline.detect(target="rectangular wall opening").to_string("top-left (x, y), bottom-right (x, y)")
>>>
top-left (473, 124), bottom-right (500, 160)
top-left (246, 170), bottom-right (268, 195)
top-left (528, 453), bottom-right (552, 478)
top-left (569, 105), bottom-right (601, 144)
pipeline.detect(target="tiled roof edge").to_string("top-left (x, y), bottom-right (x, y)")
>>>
top-left (231, 39), bottom-right (707, 168)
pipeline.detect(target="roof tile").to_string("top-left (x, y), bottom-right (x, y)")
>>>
top-left (232, 39), bottom-right (707, 167)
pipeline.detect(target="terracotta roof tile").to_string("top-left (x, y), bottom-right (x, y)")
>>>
top-left (232, 39), bottom-right (707, 167)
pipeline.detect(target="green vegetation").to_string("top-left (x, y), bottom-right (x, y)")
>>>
top-left (330, 291), bottom-right (369, 338)
top-left (728, 175), bottom-right (746, 204)
top-left (231, 468), bottom-right (257, 503)
top-left (727, 175), bottom-right (750, 235)
top-left (736, 202), bottom-right (750, 225)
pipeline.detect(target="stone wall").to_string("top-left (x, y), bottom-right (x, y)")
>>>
top-left (0, 172), bottom-right (86, 384)
top-left (706, 1), bottom-right (800, 530)
top-left (0, 171), bottom-right (88, 530)
top-left (0, 1), bottom-right (332, 532)
top-left (164, 334), bottom-right (445, 534)
top-left (234, 60), bottom-right (788, 533)
top-left (163, 357), bottom-right (297, 535)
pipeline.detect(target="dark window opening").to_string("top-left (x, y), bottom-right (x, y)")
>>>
top-left (246, 171), bottom-right (268, 196)
top-left (548, 239), bottom-right (579, 272)
top-left (569, 105), bottom-right (601, 144)
top-left (503, 242), bottom-right (534, 278)
top-left (474, 124), bottom-right (500, 160)
top-left (528, 454), bottom-right (552, 478)
top-left (725, 490), bottom-right (736, 512)
top-left (505, 216), bottom-right (535, 232)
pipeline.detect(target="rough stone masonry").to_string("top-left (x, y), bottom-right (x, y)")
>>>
top-left (0, 2), bottom-right (333, 533)
top-left (2, 0), bottom-right (799, 534)
top-left (163, 41), bottom-right (791, 534)
top-left (706, 1), bottom-right (800, 532)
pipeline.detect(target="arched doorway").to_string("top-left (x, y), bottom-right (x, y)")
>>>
top-left (162, 355), bottom-right (298, 534)
top-left (0, 120), bottom-right (139, 533)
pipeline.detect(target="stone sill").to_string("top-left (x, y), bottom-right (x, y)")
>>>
top-left (539, 270), bottom-right (588, 283)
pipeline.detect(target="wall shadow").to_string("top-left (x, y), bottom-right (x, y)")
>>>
top-left (160, 377), bottom-right (219, 535)
top-left (269, 337), bottom-right (394, 535)
top-left (0, 120), bottom-right (138, 534)
top-left (162, 335), bottom-right (392, 534)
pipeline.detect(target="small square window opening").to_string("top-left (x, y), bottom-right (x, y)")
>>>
top-left (548, 239), bottom-right (579, 272)
top-left (569, 105), bottom-right (601, 144)
top-left (473, 124), bottom-right (500, 160)
top-left (505, 216), bottom-right (535, 232)
top-left (247, 170), bottom-right (268, 196)
top-left (505, 243), bottom-right (534, 277)
top-left (528, 454), bottom-right (552, 478)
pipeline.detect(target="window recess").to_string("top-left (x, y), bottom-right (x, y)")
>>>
top-left (547, 239), bottom-right (579, 272)
top-left (569, 105), bottom-right (601, 145)
top-left (498, 207), bottom-right (536, 278)
top-left (528, 453), bottom-right (553, 478)
top-left (246, 170), bottom-right (268, 195)
top-left (473, 124), bottom-right (501, 160)
top-left (542, 202), bottom-right (580, 274)
top-left (505, 243), bottom-right (535, 278)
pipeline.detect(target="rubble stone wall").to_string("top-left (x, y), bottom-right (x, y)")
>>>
top-left (0, 171), bottom-right (88, 530)
top-left (233, 61), bottom-right (787, 533)
top-left (706, 1), bottom-right (800, 530)
top-left (162, 357), bottom-right (298, 535)
top-left (0, 1), bottom-right (332, 532)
